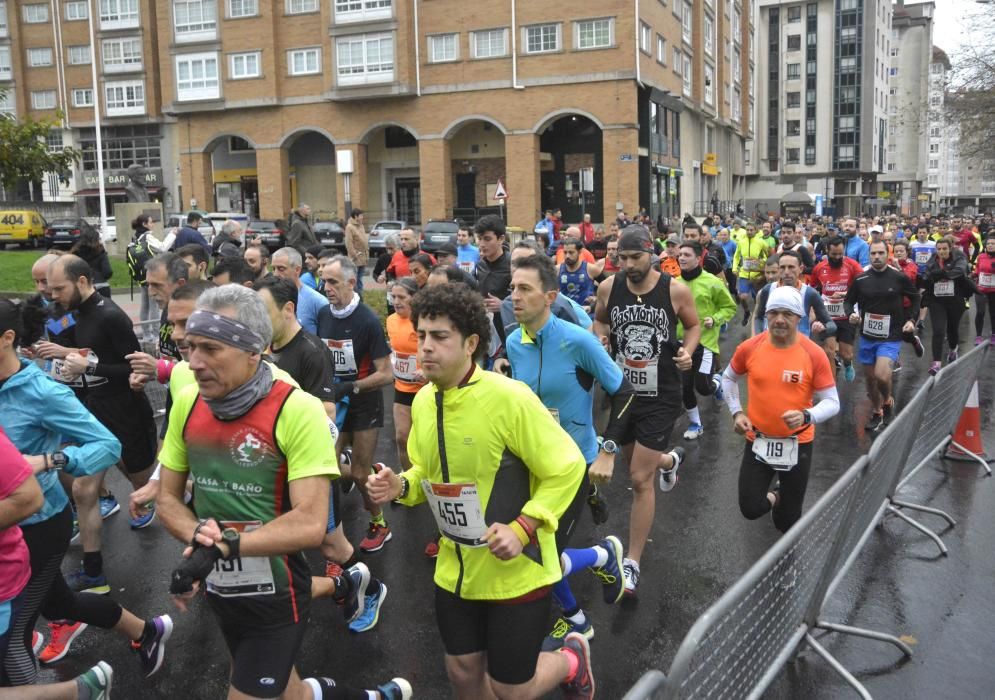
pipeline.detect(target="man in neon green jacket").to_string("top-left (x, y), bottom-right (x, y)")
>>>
top-left (368, 284), bottom-right (596, 700)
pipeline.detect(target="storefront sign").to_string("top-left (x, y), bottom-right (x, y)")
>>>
top-left (80, 168), bottom-right (163, 189)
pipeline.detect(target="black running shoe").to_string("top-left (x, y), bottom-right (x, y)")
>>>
top-left (865, 412), bottom-right (885, 432)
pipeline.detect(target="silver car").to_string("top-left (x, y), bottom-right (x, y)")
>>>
top-left (368, 220), bottom-right (405, 253)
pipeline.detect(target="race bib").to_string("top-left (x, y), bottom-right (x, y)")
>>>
top-left (548, 408), bottom-right (560, 424)
top-left (823, 297), bottom-right (844, 319)
top-left (979, 272), bottom-right (995, 288)
top-left (933, 280), bottom-right (954, 297)
top-left (421, 482), bottom-right (488, 547)
top-left (326, 339), bottom-right (358, 375)
top-left (459, 260), bottom-right (475, 274)
top-left (915, 251), bottom-right (930, 265)
top-left (205, 522), bottom-right (275, 598)
top-left (752, 435), bottom-right (799, 471)
top-left (391, 351), bottom-right (419, 383)
top-left (863, 313), bottom-right (891, 339)
top-left (742, 259), bottom-right (761, 272)
top-left (618, 357), bottom-right (659, 397)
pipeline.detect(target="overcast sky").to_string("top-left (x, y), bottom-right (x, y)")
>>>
top-left (918, 0), bottom-right (987, 56)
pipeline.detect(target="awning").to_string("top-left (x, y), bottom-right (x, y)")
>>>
top-left (72, 186), bottom-right (163, 197)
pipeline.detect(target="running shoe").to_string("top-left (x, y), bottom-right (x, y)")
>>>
top-left (912, 335), bottom-right (925, 358)
top-left (844, 364), bottom-right (856, 382)
top-left (976, 335), bottom-right (985, 346)
top-left (376, 678), bottom-right (413, 700)
top-left (349, 580), bottom-right (387, 633)
top-left (586, 483), bottom-right (609, 525)
top-left (541, 615), bottom-right (594, 652)
top-left (947, 349), bottom-right (958, 364)
top-left (99, 493), bottom-right (120, 519)
top-left (892, 360), bottom-right (902, 373)
top-left (67, 569), bottom-right (110, 595)
top-left (622, 557), bottom-right (640, 597)
top-left (339, 562), bottom-right (370, 624)
top-left (132, 615), bottom-right (172, 677)
top-left (882, 398), bottom-right (895, 419)
top-left (39, 621), bottom-right (88, 664)
top-left (865, 412), bottom-right (885, 432)
top-left (682, 423), bottom-right (704, 441)
top-left (916, 319), bottom-right (926, 332)
top-left (129, 503), bottom-right (156, 529)
top-left (928, 361), bottom-right (941, 376)
top-left (32, 630), bottom-right (43, 656)
top-left (76, 661), bottom-right (113, 700)
top-left (658, 446), bottom-right (685, 492)
top-left (360, 523), bottom-right (392, 553)
top-left (424, 540), bottom-right (439, 558)
top-left (591, 535), bottom-right (625, 605)
top-left (325, 560), bottom-right (343, 579)
top-left (560, 632), bottom-right (595, 700)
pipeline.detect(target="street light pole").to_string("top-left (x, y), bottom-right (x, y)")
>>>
top-left (86, 0), bottom-right (107, 234)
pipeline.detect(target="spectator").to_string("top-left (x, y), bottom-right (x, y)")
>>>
top-left (70, 226), bottom-right (112, 298)
top-left (211, 220), bottom-right (244, 259)
top-left (176, 243), bottom-right (210, 280)
top-left (212, 255), bottom-right (257, 286)
top-left (243, 241), bottom-right (270, 281)
top-left (579, 212), bottom-right (596, 245)
top-left (173, 212), bottom-right (210, 255)
top-left (345, 208), bottom-right (369, 292)
top-left (285, 203), bottom-right (317, 251)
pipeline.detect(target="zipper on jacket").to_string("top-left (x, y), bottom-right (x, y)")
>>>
top-left (435, 390), bottom-right (464, 596)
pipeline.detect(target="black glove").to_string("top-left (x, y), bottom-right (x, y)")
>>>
top-left (332, 382), bottom-right (355, 401)
top-left (169, 544), bottom-right (223, 595)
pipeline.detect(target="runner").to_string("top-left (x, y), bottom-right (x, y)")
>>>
top-left (558, 238), bottom-right (605, 310)
top-left (593, 225), bottom-right (699, 595)
top-left (46, 255), bottom-right (159, 589)
top-left (456, 225), bottom-right (480, 276)
top-left (211, 256), bottom-right (258, 286)
top-left (271, 247), bottom-right (329, 335)
top-left (923, 237), bottom-right (973, 374)
top-left (841, 216), bottom-right (870, 267)
top-left (0, 298), bottom-right (172, 685)
top-left (890, 240), bottom-right (927, 366)
top-left (909, 227), bottom-right (937, 330)
top-left (143, 253), bottom-right (190, 362)
top-left (973, 235), bottom-right (995, 345)
top-left (844, 241), bottom-right (921, 431)
top-left (676, 241), bottom-right (737, 440)
top-left (175, 243), bottom-right (210, 281)
top-left (752, 250), bottom-right (835, 340)
top-left (474, 215), bottom-right (513, 315)
top-left (156, 285), bottom-right (410, 700)
top-left (317, 256), bottom-right (395, 553)
top-left (810, 237), bottom-right (865, 380)
top-left (242, 242), bottom-right (271, 282)
top-left (506, 253), bottom-right (631, 650)
top-left (720, 286), bottom-right (839, 533)
top-left (367, 284), bottom-right (594, 699)
top-left (732, 222), bottom-right (771, 326)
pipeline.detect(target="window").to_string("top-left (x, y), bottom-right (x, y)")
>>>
top-left (176, 52), bottom-right (219, 99)
top-left (73, 88), bottom-right (94, 106)
top-left (733, 7), bottom-right (740, 40)
top-left (100, 0), bottom-right (139, 29)
top-left (472, 28), bottom-right (508, 58)
top-left (229, 51), bottom-right (260, 79)
top-left (68, 45), bottom-right (91, 65)
top-left (23, 4), bottom-right (48, 22)
top-left (931, 63), bottom-right (943, 75)
top-left (786, 92), bottom-right (800, 108)
top-left (429, 34), bottom-right (458, 63)
top-left (786, 148), bottom-right (799, 164)
top-left (929, 95), bottom-right (940, 107)
top-left (840, 57), bottom-right (857, 73)
top-left (0, 47), bottom-right (10, 79)
top-left (102, 38), bottom-right (143, 72)
top-left (28, 48), bottom-right (53, 67)
top-left (336, 34), bottom-right (393, 84)
top-left (228, 0), bottom-right (257, 18)
top-left (0, 91), bottom-right (13, 114)
top-left (787, 120), bottom-right (800, 136)
top-left (682, 54), bottom-right (692, 96)
top-left (46, 130), bottom-right (63, 152)
top-left (639, 23), bottom-right (650, 54)
top-left (31, 90), bottom-right (57, 109)
top-left (928, 159), bottom-right (939, 170)
top-left (287, 0), bottom-right (317, 13)
top-left (104, 80), bottom-right (145, 115)
top-left (838, 116), bottom-right (855, 131)
top-left (175, 0), bottom-right (217, 41)
top-left (890, 47), bottom-right (898, 57)
top-left (576, 18), bottom-right (612, 50)
top-left (657, 35), bottom-right (666, 65)
top-left (786, 63), bottom-right (800, 79)
top-left (288, 47), bottom-right (320, 75)
top-left (837, 145), bottom-right (855, 160)
top-left (526, 24), bottom-right (560, 55)
top-left (839, 0), bottom-right (857, 9)
top-left (334, 0), bottom-right (391, 23)
top-left (889, 67), bottom-right (898, 76)
top-left (929, 143), bottom-right (939, 154)
top-left (682, 3), bottom-right (692, 43)
top-left (0, 1), bottom-right (6, 37)
top-left (929, 126), bottom-right (940, 137)
top-left (704, 15), bottom-right (714, 55)
top-left (928, 174), bottom-right (938, 186)
top-left (732, 87), bottom-right (741, 122)
top-left (673, 47), bottom-right (682, 74)
top-left (733, 47), bottom-right (741, 84)
top-left (788, 6), bottom-right (800, 22)
top-left (704, 64), bottom-right (714, 105)
top-left (787, 35), bottom-right (801, 51)
top-left (887, 163), bottom-right (896, 172)
top-left (65, 1), bottom-right (88, 20)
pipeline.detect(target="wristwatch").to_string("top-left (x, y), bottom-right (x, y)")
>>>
top-left (398, 476), bottom-right (410, 500)
top-left (352, 384), bottom-right (361, 395)
top-left (221, 527), bottom-right (241, 561)
top-left (600, 439), bottom-right (619, 455)
top-left (49, 451), bottom-right (69, 471)
top-left (802, 409), bottom-right (813, 425)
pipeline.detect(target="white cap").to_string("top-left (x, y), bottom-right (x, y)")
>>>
top-left (767, 286), bottom-right (805, 317)
top-left (869, 225), bottom-right (883, 234)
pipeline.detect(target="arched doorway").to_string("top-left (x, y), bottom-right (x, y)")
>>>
top-left (206, 135), bottom-right (257, 216)
top-left (285, 130), bottom-right (337, 219)
top-left (446, 119), bottom-right (506, 223)
top-left (361, 123), bottom-right (420, 224)
top-left (539, 115), bottom-right (603, 223)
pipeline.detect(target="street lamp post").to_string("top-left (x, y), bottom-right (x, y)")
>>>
top-left (86, 0), bottom-right (107, 233)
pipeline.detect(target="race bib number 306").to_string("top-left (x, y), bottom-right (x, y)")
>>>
top-left (325, 339), bottom-right (358, 375)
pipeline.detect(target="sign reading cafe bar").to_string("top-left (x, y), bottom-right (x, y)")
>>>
top-left (81, 168), bottom-right (163, 189)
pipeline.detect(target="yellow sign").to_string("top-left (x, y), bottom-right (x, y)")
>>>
top-left (877, 191), bottom-right (892, 199)
top-left (917, 194), bottom-right (930, 201)
top-left (704, 153), bottom-right (718, 165)
top-left (702, 153), bottom-right (719, 175)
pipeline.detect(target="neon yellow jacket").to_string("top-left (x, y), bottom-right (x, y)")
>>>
top-left (400, 366), bottom-right (585, 600)
top-left (733, 235), bottom-right (770, 280)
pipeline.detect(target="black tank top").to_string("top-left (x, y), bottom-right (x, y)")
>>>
top-left (607, 272), bottom-right (680, 398)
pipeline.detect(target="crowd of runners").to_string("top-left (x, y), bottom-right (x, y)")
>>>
top-left (0, 207), bottom-right (992, 698)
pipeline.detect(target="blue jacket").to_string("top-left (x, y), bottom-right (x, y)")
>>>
top-left (846, 236), bottom-right (870, 267)
top-left (0, 360), bottom-right (120, 526)
top-left (174, 226), bottom-right (210, 255)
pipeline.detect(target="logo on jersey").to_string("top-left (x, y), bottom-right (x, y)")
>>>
top-left (782, 369), bottom-right (803, 384)
top-left (229, 429), bottom-right (271, 469)
top-left (610, 304), bottom-right (670, 359)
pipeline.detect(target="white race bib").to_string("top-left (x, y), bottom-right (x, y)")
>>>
top-left (742, 259), bottom-right (761, 272)
top-left (459, 260), bottom-right (475, 274)
top-left (391, 351), bottom-right (419, 383)
top-left (421, 482), bottom-right (488, 547)
top-left (914, 251), bottom-right (931, 265)
top-left (618, 357), bottom-right (659, 397)
top-left (933, 280), bottom-right (954, 297)
top-left (863, 313), bottom-right (891, 339)
top-left (752, 435), bottom-right (800, 470)
top-left (979, 272), bottom-right (995, 288)
top-left (326, 339), bottom-right (358, 375)
top-left (823, 298), bottom-right (844, 319)
top-left (205, 522), bottom-right (275, 597)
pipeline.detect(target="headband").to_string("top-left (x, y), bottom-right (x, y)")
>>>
top-left (185, 309), bottom-right (266, 354)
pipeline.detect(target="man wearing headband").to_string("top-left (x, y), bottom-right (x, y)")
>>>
top-left (592, 225), bottom-right (700, 597)
top-left (721, 286), bottom-right (839, 534)
top-left (156, 284), bottom-right (410, 700)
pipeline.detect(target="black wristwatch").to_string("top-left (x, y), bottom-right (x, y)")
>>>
top-left (49, 451), bottom-right (69, 471)
top-left (221, 527), bottom-right (241, 561)
top-left (802, 409), bottom-right (813, 425)
top-left (398, 476), bottom-right (410, 500)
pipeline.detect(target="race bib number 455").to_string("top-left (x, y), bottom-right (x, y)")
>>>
top-left (421, 482), bottom-right (488, 547)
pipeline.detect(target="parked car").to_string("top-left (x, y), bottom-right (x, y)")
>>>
top-left (166, 211), bottom-right (215, 245)
top-left (246, 220), bottom-right (285, 251)
top-left (368, 220), bottom-right (404, 253)
top-left (420, 219), bottom-right (460, 253)
top-left (100, 216), bottom-right (117, 244)
top-left (314, 221), bottom-right (346, 251)
top-left (44, 218), bottom-right (99, 249)
top-left (0, 209), bottom-right (46, 249)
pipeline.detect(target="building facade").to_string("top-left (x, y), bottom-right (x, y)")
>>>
top-left (746, 0), bottom-right (892, 218)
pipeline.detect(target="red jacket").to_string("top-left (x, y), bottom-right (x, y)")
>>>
top-left (386, 250), bottom-right (436, 278)
top-left (578, 222), bottom-right (595, 245)
top-left (896, 258), bottom-right (918, 307)
top-left (976, 252), bottom-right (995, 293)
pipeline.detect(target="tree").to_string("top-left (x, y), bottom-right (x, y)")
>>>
top-left (0, 88), bottom-right (81, 193)
top-left (946, 2), bottom-right (995, 164)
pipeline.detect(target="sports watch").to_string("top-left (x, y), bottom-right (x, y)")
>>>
top-left (600, 439), bottom-right (619, 455)
top-left (49, 451), bottom-right (69, 471)
top-left (221, 527), bottom-right (241, 561)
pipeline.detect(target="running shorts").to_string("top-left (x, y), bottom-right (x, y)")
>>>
top-left (835, 322), bottom-right (856, 346)
top-left (737, 277), bottom-right (763, 297)
top-left (325, 476), bottom-right (342, 533)
top-left (85, 390), bottom-right (157, 473)
top-left (341, 390), bottom-right (384, 432)
top-left (857, 339), bottom-right (901, 365)
top-left (555, 470), bottom-right (590, 553)
top-left (393, 388), bottom-right (417, 407)
top-left (619, 394), bottom-right (681, 452)
top-left (434, 586), bottom-right (551, 686)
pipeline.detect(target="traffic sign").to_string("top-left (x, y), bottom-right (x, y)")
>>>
top-left (494, 177), bottom-right (508, 200)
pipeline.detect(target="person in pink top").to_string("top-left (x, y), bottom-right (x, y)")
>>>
top-left (973, 236), bottom-right (995, 345)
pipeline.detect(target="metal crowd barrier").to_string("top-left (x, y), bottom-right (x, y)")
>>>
top-left (625, 345), bottom-right (990, 700)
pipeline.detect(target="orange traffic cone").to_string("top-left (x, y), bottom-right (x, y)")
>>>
top-left (945, 381), bottom-right (990, 463)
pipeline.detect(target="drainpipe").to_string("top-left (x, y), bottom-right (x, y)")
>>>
top-left (413, 0), bottom-right (421, 96)
top-left (635, 0), bottom-right (642, 86)
top-left (511, 0), bottom-right (523, 89)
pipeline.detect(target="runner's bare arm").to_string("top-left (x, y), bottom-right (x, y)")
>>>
top-left (588, 258), bottom-right (606, 279)
top-left (671, 280), bottom-right (701, 356)
top-left (157, 466), bottom-right (201, 545)
top-left (592, 274), bottom-right (615, 342)
top-left (355, 355), bottom-right (393, 392)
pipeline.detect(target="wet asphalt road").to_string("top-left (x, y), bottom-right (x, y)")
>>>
top-left (38, 309), bottom-right (995, 699)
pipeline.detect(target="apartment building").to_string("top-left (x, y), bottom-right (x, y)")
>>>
top-left (879, 0), bottom-right (933, 216)
top-left (746, 0), bottom-right (892, 217)
top-left (0, 0), bottom-right (180, 214)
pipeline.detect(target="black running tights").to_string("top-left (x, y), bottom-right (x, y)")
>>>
top-left (738, 441), bottom-right (814, 534)
top-left (974, 292), bottom-right (995, 337)
top-left (928, 299), bottom-right (967, 361)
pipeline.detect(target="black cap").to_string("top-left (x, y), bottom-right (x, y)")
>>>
top-left (618, 225), bottom-right (654, 253)
top-left (351, 208), bottom-right (364, 218)
top-left (437, 242), bottom-right (458, 256)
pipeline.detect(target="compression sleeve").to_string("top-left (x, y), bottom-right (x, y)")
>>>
top-left (807, 288), bottom-right (833, 327)
top-left (809, 386), bottom-right (840, 424)
top-left (721, 365), bottom-right (744, 416)
top-left (753, 286), bottom-right (769, 335)
top-left (843, 278), bottom-right (858, 317)
top-left (602, 377), bottom-right (636, 446)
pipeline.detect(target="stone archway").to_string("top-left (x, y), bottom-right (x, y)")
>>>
top-left (538, 114), bottom-right (603, 224)
top-left (361, 123), bottom-right (420, 224)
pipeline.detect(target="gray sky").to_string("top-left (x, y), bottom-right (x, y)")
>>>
top-left (921, 0), bottom-right (986, 55)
